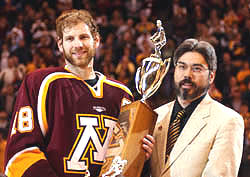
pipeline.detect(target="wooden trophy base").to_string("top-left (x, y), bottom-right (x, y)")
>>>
top-left (100, 100), bottom-right (158, 177)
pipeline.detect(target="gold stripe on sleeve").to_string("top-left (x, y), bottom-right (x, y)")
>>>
top-left (5, 147), bottom-right (46, 177)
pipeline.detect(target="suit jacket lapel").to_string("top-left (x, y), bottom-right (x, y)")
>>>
top-left (162, 94), bottom-right (212, 174)
top-left (154, 102), bottom-right (175, 171)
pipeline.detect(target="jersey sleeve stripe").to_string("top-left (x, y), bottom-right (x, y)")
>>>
top-left (103, 79), bottom-right (133, 97)
top-left (38, 72), bottom-right (80, 136)
top-left (5, 147), bottom-right (46, 177)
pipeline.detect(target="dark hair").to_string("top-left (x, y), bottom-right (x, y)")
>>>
top-left (173, 38), bottom-right (217, 71)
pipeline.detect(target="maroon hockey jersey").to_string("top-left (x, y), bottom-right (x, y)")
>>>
top-left (4, 66), bottom-right (133, 177)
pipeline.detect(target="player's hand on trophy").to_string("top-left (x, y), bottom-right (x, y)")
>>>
top-left (142, 134), bottom-right (155, 160)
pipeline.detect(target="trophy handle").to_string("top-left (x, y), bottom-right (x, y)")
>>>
top-left (135, 67), bottom-right (142, 95)
top-left (160, 57), bottom-right (171, 81)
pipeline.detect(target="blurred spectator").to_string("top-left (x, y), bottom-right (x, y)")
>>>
top-left (116, 69), bottom-right (131, 86)
top-left (228, 33), bottom-right (246, 59)
top-left (191, 3), bottom-right (208, 24)
top-left (30, 13), bottom-right (50, 46)
top-left (13, 54), bottom-right (26, 81)
top-left (98, 32), bottom-right (119, 65)
top-left (79, 0), bottom-right (96, 15)
top-left (216, 51), bottom-right (237, 95)
top-left (242, 75), bottom-right (250, 111)
top-left (0, 57), bottom-right (13, 114)
top-left (136, 39), bottom-right (152, 66)
top-left (171, 0), bottom-right (192, 43)
top-left (119, 45), bottom-right (136, 66)
top-left (136, 32), bottom-right (154, 55)
top-left (12, 39), bottom-right (32, 65)
top-left (239, 103), bottom-right (249, 116)
top-left (98, 49), bottom-right (116, 78)
top-left (115, 55), bottom-right (135, 80)
top-left (110, 9), bottom-right (125, 31)
top-left (116, 17), bottom-right (136, 41)
top-left (229, 75), bottom-right (239, 88)
top-left (111, 0), bottom-right (124, 13)
top-left (0, 56), bottom-right (17, 114)
top-left (26, 52), bottom-right (46, 74)
top-left (39, 47), bottom-right (58, 67)
top-left (172, 0), bottom-right (187, 19)
top-left (1, 0), bottom-right (17, 26)
top-left (96, 0), bottom-right (113, 15)
top-left (224, 9), bottom-right (239, 27)
top-left (0, 54), bottom-right (22, 114)
top-left (241, 18), bottom-right (250, 57)
top-left (56, 0), bottom-right (72, 13)
top-left (96, 14), bottom-right (114, 42)
top-left (115, 46), bottom-right (136, 84)
top-left (41, 1), bottom-right (56, 22)
top-left (236, 61), bottom-right (250, 86)
top-left (195, 23), bottom-right (218, 46)
top-left (6, 24), bottom-right (24, 52)
top-left (0, 110), bottom-right (8, 129)
top-left (208, 0), bottom-right (228, 17)
top-left (0, 16), bottom-right (9, 46)
top-left (124, 0), bottom-right (143, 18)
top-left (135, 9), bottom-right (155, 34)
top-left (102, 64), bottom-right (116, 79)
top-left (236, 0), bottom-right (250, 24)
top-left (21, 4), bottom-right (36, 44)
top-left (224, 84), bottom-right (243, 113)
top-left (0, 43), bottom-right (10, 71)
top-left (206, 8), bottom-right (225, 35)
top-left (116, 30), bottom-right (138, 60)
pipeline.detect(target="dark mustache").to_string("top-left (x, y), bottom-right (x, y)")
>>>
top-left (179, 78), bottom-right (195, 87)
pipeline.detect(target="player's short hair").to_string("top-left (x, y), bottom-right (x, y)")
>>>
top-left (173, 38), bottom-right (217, 71)
top-left (56, 9), bottom-right (99, 40)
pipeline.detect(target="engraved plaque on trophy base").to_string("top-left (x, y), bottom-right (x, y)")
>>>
top-left (100, 100), bottom-right (158, 177)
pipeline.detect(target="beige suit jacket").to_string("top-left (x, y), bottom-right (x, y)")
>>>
top-left (150, 94), bottom-right (244, 177)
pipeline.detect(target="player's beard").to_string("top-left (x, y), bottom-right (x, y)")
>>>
top-left (174, 78), bottom-right (209, 100)
top-left (63, 46), bottom-right (95, 68)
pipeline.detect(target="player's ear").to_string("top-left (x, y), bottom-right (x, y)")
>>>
top-left (94, 34), bottom-right (100, 49)
top-left (57, 37), bottom-right (63, 53)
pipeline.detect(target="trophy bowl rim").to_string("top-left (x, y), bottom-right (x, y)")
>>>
top-left (142, 56), bottom-right (162, 64)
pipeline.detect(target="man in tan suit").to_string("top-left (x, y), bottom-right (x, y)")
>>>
top-left (150, 39), bottom-right (244, 177)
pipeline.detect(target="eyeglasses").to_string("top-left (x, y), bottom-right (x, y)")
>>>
top-left (175, 62), bottom-right (209, 74)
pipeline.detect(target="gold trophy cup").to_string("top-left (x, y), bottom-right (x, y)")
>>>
top-left (100, 20), bottom-right (171, 177)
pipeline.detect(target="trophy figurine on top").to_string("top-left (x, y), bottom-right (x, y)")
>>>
top-left (100, 20), bottom-right (171, 177)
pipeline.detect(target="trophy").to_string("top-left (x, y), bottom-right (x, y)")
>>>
top-left (100, 20), bottom-right (171, 177)
top-left (135, 19), bottom-right (171, 101)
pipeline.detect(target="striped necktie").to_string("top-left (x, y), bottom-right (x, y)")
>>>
top-left (165, 110), bottom-right (185, 161)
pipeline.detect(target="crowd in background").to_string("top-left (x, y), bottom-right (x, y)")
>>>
top-left (0, 0), bottom-right (249, 176)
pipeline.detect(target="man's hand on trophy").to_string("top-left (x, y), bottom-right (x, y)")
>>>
top-left (142, 134), bottom-right (155, 160)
